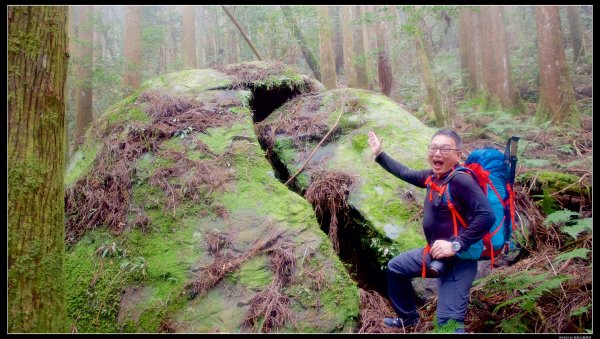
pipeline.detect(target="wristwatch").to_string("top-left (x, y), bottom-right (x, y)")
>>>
top-left (451, 241), bottom-right (462, 253)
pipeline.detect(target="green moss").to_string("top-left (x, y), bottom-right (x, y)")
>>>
top-left (518, 170), bottom-right (587, 196)
top-left (159, 137), bottom-right (186, 153)
top-left (197, 124), bottom-right (254, 155)
top-left (351, 134), bottom-right (368, 153)
top-left (105, 105), bottom-right (151, 125)
top-left (65, 142), bottom-right (100, 187)
top-left (227, 254), bottom-right (273, 289)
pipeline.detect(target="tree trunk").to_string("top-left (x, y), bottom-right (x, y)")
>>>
top-left (222, 5), bottom-right (263, 61)
top-left (318, 6), bottom-right (337, 89)
top-left (479, 6), bottom-right (521, 110)
top-left (375, 6), bottom-right (393, 97)
top-left (363, 6), bottom-right (377, 90)
top-left (330, 6), bottom-right (344, 75)
top-left (352, 6), bottom-right (367, 89)
top-left (457, 7), bottom-right (470, 93)
top-left (8, 5), bottom-right (68, 332)
top-left (123, 6), bottom-right (142, 95)
top-left (340, 6), bottom-right (356, 88)
top-left (416, 36), bottom-right (446, 127)
top-left (182, 5), bottom-right (198, 69)
top-left (535, 6), bottom-right (580, 126)
top-left (566, 6), bottom-right (586, 64)
top-left (281, 6), bottom-right (321, 81)
top-left (74, 6), bottom-right (93, 143)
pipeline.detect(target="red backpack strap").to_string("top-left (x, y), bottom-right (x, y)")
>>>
top-left (422, 244), bottom-right (430, 278)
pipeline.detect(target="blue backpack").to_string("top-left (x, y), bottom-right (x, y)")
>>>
top-left (425, 137), bottom-right (520, 269)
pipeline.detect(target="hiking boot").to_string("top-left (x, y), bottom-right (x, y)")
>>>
top-left (383, 317), bottom-right (418, 328)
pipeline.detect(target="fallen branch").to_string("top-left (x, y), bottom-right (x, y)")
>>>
top-left (284, 103), bottom-right (346, 186)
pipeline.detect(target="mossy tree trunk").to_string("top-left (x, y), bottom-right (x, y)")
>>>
top-left (281, 5), bottom-right (321, 81)
top-left (375, 6), bottom-right (393, 97)
top-left (479, 6), bottom-right (523, 111)
top-left (534, 6), bottom-right (581, 127)
top-left (74, 5), bottom-right (93, 143)
top-left (123, 5), bottom-right (142, 96)
top-left (331, 6), bottom-right (344, 76)
top-left (351, 5), bottom-right (367, 89)
top-left (182, 5), bottom-right (198, 69)
top-left (566, 6), bottom-right (585, 64)
top-left (8, 5), bottom-right (68, 332)
top-left (318, 6), bottom-right (337, 90)
top-left (340, 6), bottom-right (356, 88)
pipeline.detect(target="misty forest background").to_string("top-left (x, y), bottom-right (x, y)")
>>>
top-left (7, 5), bottom-right (592, 333)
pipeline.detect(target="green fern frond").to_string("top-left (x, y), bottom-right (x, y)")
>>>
top-left (498, 313), bottom-right (530, 333)
top-left (544, 209), bottom-right (578, 226)
top-left (560, 218), bottom-right (592, 239)
top-left (570, 305), bottom-right (590, 317)
top-left (493, 274), bottom-right (570, 314)
top-left (554, 248), bottom-right (591, 264)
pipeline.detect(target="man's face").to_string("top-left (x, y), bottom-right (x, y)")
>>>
top-left (428, 135), bottom-right (462, 177)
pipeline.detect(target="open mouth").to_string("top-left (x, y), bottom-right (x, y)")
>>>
top-left (433, 160), bottom-right (444, 171)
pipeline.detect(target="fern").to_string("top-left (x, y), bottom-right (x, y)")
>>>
top-left (554, 248), bottom-right (591, 264)
top-left (543, 209), bottom-right (577, 226)
top-left (498, 313), bottom-right (530, 333)
top-left (560, 218), bottom-right (592, 239)
top-left (520, 158), bottom-right (551, 168)
top-left (570, 305), bottom-right (590, 317)
top-left (493, 274), bottom-right (570, 314)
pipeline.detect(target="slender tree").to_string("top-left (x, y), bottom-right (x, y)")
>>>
top-left (318, 6), bottom-right (337, 89)
top-left (405, 6), bottom-right (447, 127)
top-left (352, 6), bottom-right (367, 89)
top-left (479, 6), bottom-right (522, 110)
top-left (566, 6), bottom-right (586, 64)
top-left (8, 5), bottom-right (69, 332)
top-left (375, 6), bottom-right (393, 97)
top-left (74, 5), bottom-right (93, 143)
top-left (330, 6), bottom-right (344, 75)
top-left (123, 5), bottom-right (142, 95)
top-left (182, 5), bottom-right (198, 69)
top-left (281, 6), bottom-right (321, 81)
top-left (535, 6), bottom-right (580, 126)
top-left (340, 6), bottom-right (356, 87)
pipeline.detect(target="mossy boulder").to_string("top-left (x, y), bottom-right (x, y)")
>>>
top-left (256, 88), bottom-right (434, 270)
top-left (64, 62), bottom-right (358, 333)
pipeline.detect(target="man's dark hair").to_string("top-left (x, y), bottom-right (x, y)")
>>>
top-left (432, 129), bottom-right (462, 150)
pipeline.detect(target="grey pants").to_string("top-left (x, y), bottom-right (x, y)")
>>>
top-left (387, 247), bottom-right (478, 325)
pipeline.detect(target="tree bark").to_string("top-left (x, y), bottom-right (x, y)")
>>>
top-left (535, 6), bottom-right (580, 126)
top-left (123, 6), bottom-right (142, 96)
top-left (8, 5), bottom-right (68, 332)
top-left (74, 5), bottom-right (93, 143)
top-left (457, 7), bottom-right (470, 92)
top-left (222, 5), bottom-right (263, 61)
top-left (182, 5), bottom-right (198, 69)
top-left (566, 6), bottom-right (586, 64)
top-left (340, 6), bottom-right (356, 88)
top-left (281, 6), bottom-right (321, 81)
top-left (479, 6), bottom-right (521, 110)
top-left (375, 6), bottom-right (393, 97)
top-left (352, 6), bottom-right (367, 89)
top-left (318, 6), bottom-right (337, 89)
top-left (330, 6), bottom-right (344, 75)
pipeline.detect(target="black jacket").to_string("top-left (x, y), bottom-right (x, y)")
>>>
top-left (375, 152), bottom-right (496, 252)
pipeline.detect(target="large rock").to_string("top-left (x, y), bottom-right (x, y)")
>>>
top-left (255, 88), bottom-right (435, 272)
top-left (64, 62), bottom-right (358, 333)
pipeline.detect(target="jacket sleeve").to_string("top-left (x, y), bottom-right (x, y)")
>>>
top-left (375, 152), bottom-right (430, 188)
top-left (450, 173), bottom-right (496, 250)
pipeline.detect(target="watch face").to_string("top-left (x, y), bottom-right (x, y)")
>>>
top-left (452, 242), bottom-right (461, 252)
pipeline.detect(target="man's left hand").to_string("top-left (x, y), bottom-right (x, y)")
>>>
top-left (430, 240), bottom-right (456, 259)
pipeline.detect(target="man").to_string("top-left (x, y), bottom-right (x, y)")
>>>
top-left (367, 129), bottom-right (495, 333)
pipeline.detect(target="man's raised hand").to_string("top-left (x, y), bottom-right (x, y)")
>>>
top-left (368, 131), bottom-right (383, 156)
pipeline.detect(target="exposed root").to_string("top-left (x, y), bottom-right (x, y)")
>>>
top-left (305, 170), bottom-right (358, 253)
top-left (243, 242), bottom-right (297, 333)
top-left (185, 227), bottom-right (286, 299)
